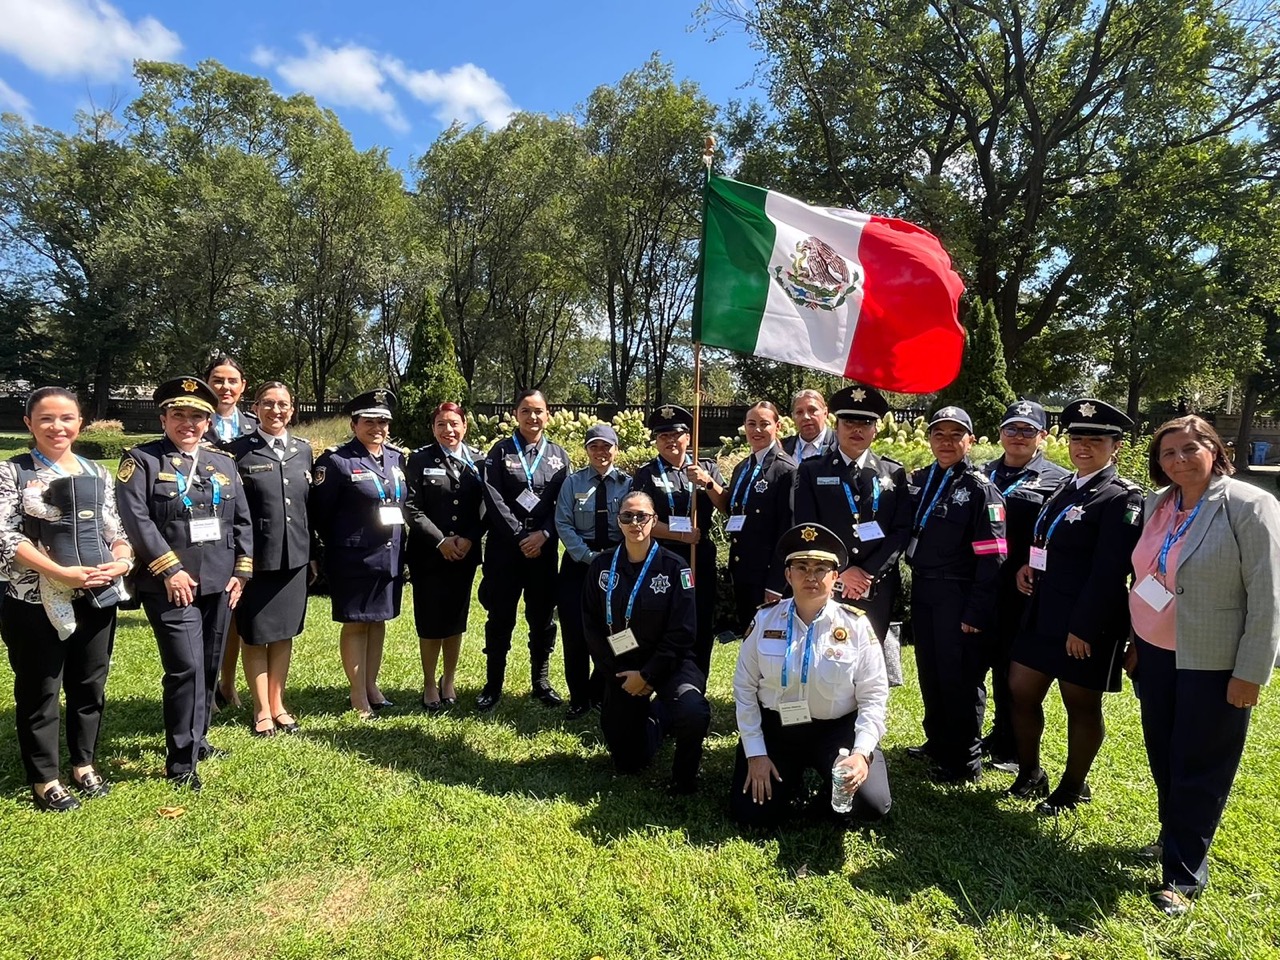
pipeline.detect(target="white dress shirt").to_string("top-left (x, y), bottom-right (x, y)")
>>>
top-left (257, 427), bottom-right (289, 459)
top-left (795, 429), bottom-right (833, 461)
top-left (838, 447), bottom-right (872, 470)
top-left (734, 598), bottom-right (888, 759)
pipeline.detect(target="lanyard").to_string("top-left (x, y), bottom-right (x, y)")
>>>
top-left (1033, 479), bottom-right (1085, 544)
top-left (913, 464), bottom-right (955, 532)
top-left (999, 471), bottom-right (1030, 497)
top-left (606, 542), bottom-right (660, 631)
top-left (1159, 492), bottom-right (1203, 576)
top-left (216, 409), bottom-right (239, 441)
top-left (30, 450), bottom-right (93, 477)
top-left (445, 445), bottom-right (478, 475)
top-left (781, 600), bottom-right (816, 689)
top-left (174, 452), bottom-right (220, 515)
top-left (655, 455), bottom-right (694, 519)
top-left (369, 465), bottom-right (402, 504)
top-left (515, 435), bottom-right (546, 490)
top-left (843, 475), bottom-right (880, 519)
top-left (730, 447), bottom-right (771, 511)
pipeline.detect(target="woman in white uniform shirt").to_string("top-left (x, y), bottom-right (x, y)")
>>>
top-left (730, 522), bottom-right (892, 827)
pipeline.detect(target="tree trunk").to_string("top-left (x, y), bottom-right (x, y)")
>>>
top-left (1234, 381), bottom-right (1259, 472)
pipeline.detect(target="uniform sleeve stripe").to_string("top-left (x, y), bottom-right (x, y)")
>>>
top-left (234, 557), bottom-right (253, 573)
top-left (972, 539), bottom-right (1007, 556)
top-left (147, 551), bottom-right (180, 574)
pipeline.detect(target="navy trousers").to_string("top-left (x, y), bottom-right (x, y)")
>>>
top-left (911, 578), bottom-right (986, 775)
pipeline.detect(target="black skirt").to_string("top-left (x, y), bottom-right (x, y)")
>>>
top-left (409, 554), bottom-right (479, 638)
top-left (236, 566), bottom-right (308, 644)
top-left (330, 574), bottom-right (403, 624)
top-left (1011, 628), bottom-right (1125, 693)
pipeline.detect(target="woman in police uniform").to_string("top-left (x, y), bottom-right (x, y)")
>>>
top-left (582, 490), bottom-right (710, 794)
top-left (405, 401), bottom-right (485, 712)
top-left (1008, 398), bottom-right (1143, 813)
top-left (115, 376), bottom-right (253, 790)
top-left (225, 382), bottom-right (312, 737)
top-left (722, 402), bottom-right (796, 633)
top-left (309, 389), bottom-right (406, 720)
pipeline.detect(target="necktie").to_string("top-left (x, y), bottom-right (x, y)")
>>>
top-left (273, 437), bottom-right (285, 460)
top-left (594, 474), bottom-right (610, 546)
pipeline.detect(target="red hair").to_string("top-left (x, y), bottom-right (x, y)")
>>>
top-left (432, 401), bottom-right (467, 423)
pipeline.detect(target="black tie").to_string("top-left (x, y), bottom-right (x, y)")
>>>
top-left (594, 474), bottom-right (610, 546)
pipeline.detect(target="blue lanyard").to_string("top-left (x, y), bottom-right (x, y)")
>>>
top-left (606, 542), bottom-right (660, 631)
top-left (730, 448), bottom-right (770, 511)
top-left (515, 435), bottom-right (546, 490)
top-left (781, 601), bottom-right (816, 689)
top-left (1159, 492), bottom-right (1203, 576)
top-left (369, 465), bottom-right (402, 504)
top-left (843, 475), bottom-right (880, 519)
top-left (446, 445), bottom-right (478, 475)
top-left (174, 456), bottom-right (220, 515)
top-left (655, 456), bottom-right (694, 519)
top-left (216, 410), bottom-right (239, 440)
top-left (1033, 481), bottom-right (1083, 544)
top-left (999, 474), bottom-right (1030, 497)
top-left (30, 450), bottom-right (94, 477)
top-left (914, 464), bottom-right (955, 531)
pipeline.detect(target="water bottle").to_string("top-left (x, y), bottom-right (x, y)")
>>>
top-left (831, 748), bottom-right (855, 813)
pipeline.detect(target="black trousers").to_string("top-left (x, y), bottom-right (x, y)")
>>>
top-left (1, 596), bottom-right (116, 784)
top-left (911, 578), bottom-right (986, 775)
top-left (480, 544), bottom-right (558, 689)
top-left (732, 577), bottom-right (766, 636)
top-left (558, 554), bottom-right (604, 708)
top-left (984, 590), bottom-right (1027, 759)
top-left (1136, 638), bottom-right (1253, 894)
top-left (665, 541), bottom-right (718, 676)
top-left (141, 590), bottom-right (231, 776)
top-left (599, 659), bottom-right (710, 788)
top-left (730, 709), bottom-right (891, 827)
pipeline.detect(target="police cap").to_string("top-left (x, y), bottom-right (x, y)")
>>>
top-left (1001, 399), bottom-right (1047, 431)
top-left (776, 522), bottom-right (849, 569)
top-left (155, 376), bottom-right (218, 415)
top-left (928, 405), bottom-right (975, 435)
top-left (829, 384), bottom-right (889, 423)
top-left (585, 423), bottom-right (619, 447)
top-left (647, 404), bottom-right (693, 436)
top-left (1061, 398), bottom-right (1131, 437)
top-left (345, 388), bottom-right (397, 419)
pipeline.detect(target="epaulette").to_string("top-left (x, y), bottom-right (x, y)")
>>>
top-left (758, 598), bottom-right (783, 609)
top-left (293, 435), bottom-right (310, 446)
top-left (324, 444), bottom-right (339, 453)
top-left (202, 442), bottom-right (236, 461)
top-left (969, 468), bottom-right (989, 483)
top-left (385, 442), bottom-right (403, 454)
top-left (879, 453), bottom-right (903, 465)
top-left (1116, 476), bottom-right (1143, 492)
top-left (835, 602), bottom-right (868, 619)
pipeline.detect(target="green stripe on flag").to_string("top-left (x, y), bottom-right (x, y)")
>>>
top-left (694, 176), bottom-right (775, 350)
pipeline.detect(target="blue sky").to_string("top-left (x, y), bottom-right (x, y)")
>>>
top-left (0, 0), bottom-right (766, 169)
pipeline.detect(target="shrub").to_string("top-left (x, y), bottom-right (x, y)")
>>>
top-left (75, 430), bottom-right (154, 461)
top-left (85, 419), bottom-right (124, 434)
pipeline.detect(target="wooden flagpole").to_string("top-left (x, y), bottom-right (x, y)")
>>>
top-left (688, 134), bottom-right (715, 587)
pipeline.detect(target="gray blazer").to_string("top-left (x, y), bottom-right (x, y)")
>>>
top-left (1142, 475), bottom-right (1280, 685)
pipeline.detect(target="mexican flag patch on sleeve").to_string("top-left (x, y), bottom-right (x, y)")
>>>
top-left (1124, 504), bottom-right (1141, 525)
top-left (680, 569), bottom-right (694, 590)
top-left (987, 503), bottom-right (1005, 523)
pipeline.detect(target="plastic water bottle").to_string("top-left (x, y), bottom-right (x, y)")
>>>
top-left (831, 748), bottom-right (856, 813)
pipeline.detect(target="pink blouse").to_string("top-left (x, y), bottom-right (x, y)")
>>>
top-left (1129, 493), bottom-right (1189, 651)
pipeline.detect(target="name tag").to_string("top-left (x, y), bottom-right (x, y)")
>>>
top-left (778, 701), bottom-right (813, 725)
top-left (855, 521), bottom-right (884, 541)
top-left (189, 518), bottom-right (221, 542)
top-left (668, 516), bottom-right (693, 533)
top-left (1029, 546), bottom-right (1048, 571)
top-left (817, 476), bottom-right (841, 486)
top-left (517, 489), bottom-right (541, 512)
top-left (423, 467), bottom-right (446, 477)
top-left (726, 515), bottom-right (746, 532)
top-left (608, 628), bottom-right (639, 655)
top-left (245, 464), bottom-right (273, 474)
top-left (380, 505), bottom-right (405, 526)
top-left (352, 472), bottom-right (376, 482)
top-left (1134, 574), bottom-right (1174, 611)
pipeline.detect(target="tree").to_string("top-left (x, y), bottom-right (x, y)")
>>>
top-left (937, 299), bottom-right (1016, 438)
top-left (398, 291), bottom-right (467, 446)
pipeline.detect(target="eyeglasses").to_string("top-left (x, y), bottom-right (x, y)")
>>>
top-left (619, 512), bottom-right (654, 525)
top-left (257, 401), bottom-right (292, 410)
top-left (790, 562), bottom-right (836, 579)
top-left (1001, 424), bottom-right (1040, 438)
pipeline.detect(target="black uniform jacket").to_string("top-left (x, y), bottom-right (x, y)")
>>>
top-left (1022, 465), bottom-right (1144, 646)
top-left (906, 459), bottom-right (1007, 631)
top-left (225, 431), bottom-right (313, 572)
top-left (794, 447), bottom-right (912, 585)
top-left (405, 442), bottom-right (486, 568)
top-left (308, 437), bottom-right (407, 579)
top-left (630, 455), bottom-right (725, 565)
top-left (115, 437), bottom-right (253, 595)
top-left (482, 432), bottom-right (569, 552)
top-left (725, 445), bottom-right (796, 594)
top-left (583, 543), bottom-right (697, 688)
top-left (983, 451), bottom-right (1071, 620)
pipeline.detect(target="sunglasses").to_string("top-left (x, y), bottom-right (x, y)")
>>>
top-left (1001, 424), bottom-right (1040, 438)
top-left (619, 511), bottom-right (654, 525)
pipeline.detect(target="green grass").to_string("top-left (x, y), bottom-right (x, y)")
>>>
top-left (1, 591), bottom-right (1279, 960)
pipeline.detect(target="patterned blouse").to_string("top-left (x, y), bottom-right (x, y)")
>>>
top-left (0, 457), bottom-right (129, 604)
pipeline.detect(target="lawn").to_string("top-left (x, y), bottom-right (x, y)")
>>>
top-left (1, 588), bottom-right (1278, 960)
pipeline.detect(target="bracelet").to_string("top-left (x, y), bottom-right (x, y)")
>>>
top-left (118, 556), bottom-right (136, 574)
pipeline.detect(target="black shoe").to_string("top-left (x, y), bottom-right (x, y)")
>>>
top-left (1151, 884), bottom-right (1194, 917)
top-left (1006, 767), bottom-right (1050, 800)
top-left (33, 782), bottom-right (81, 813)
top-left (167, 772), bottom-right (202, 793)
top-left (475, 688), bottom-right (502, 712)
top-left (273, 714), bottom-right (300, 735)
top-left (370, 698), bottom-right (395, 711)
top-left (566, 703), bottom-right (592, 720)
top-left (906, 743), bottom-right (933, 760)
top-left (1137, 841), bottom-right (1164, 861)
top-left (197, 745), bottom-right (230, 762)
top-left (666, 777), bottom-right (699, 797)
top-left (251, 716), bottom-right (277, 738)
top-left (72, 769), bottom-right (111, 799)
top-left (532, 684), bottom-right (563, 707)
top-left (1036, 781), bottom-right (1092, 815)
top-left (929, 764), bottom-right (981, 784)
top-left (987, 755), bottom-right (1021, 774)
top-left (422, 692), bottom-right (443, 713)
top-left (438, 676), bottom-right (457, 708)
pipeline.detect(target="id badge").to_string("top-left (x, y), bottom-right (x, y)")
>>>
top-left (188, 517), bottom-right (221, 542)
top-left (380, 505), bottom-right (405, 526)
top-left (778, 701), bottom-right (813, 726)
top-left (906, 536), bottom-right (918, 559)
top-left (517, 488), bottom-right (541, 512)
top-left (1029, 546), bottom-right (1048, 571)
top-left (725, 515), bottom-right (746, 532)
top-left (668, 516), bottom-right (693, 533)
top-left (855, 521), bottom-right (884, 541)
top-left (1134, 574), bottom-right (1174, 611)
top-left (608, 628), bottom-right (639, 655)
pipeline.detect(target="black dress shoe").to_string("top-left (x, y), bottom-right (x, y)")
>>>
top-left (198, 745), bottom-right (230, 762)
top-left (1036, 781), bottom-right (1092, 815)
top-left (370, 698), bottom-right (395, 711)
top-left (987, 755), bottom-right (1020, 774)
top-left (438, 676), bottom-right (457, 708)
top-left (1137, 841), bottom-right (1164, 861)
top-left (33, 783), bottom-right (82, 812)
top-left (167, 772), bottom-right (202, 792)
top-left (251, 716), bottom-right (277, 738)
top-left (532, 684), bottom-right (563, 707)
top-left (929, 764), bottom-right (981, 784)
top-left (1151, 884), bottom-right (1194, 917)
top-left (566, 703), bottom-right (593, 720)
top-left (273, 714), bottom-right (300, 734)
top-left (421, 693), bottom-right (443, 713)
top-left (72, 770), bottom-right (111, 799)
top-left (906, 743), bottom-right (933, 760)
top-left (1007, 767), bottom-right (1050, 800)
top-left (475, 688), bottom-right (502, 712)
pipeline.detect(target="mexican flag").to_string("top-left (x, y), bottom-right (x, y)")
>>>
top-left (694, 176), bottom-right (966, 393)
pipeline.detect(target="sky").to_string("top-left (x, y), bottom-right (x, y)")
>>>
top-left (0, 0), bottom-right (767, 170)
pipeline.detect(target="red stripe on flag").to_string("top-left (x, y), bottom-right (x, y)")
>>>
top-left (845, 216), bottom-right (966, 393)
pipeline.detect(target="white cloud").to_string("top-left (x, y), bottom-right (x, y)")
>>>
top-left (0, 0), bottom-right (181, 80)
top-left (384, 60), bottom-right (516, 129)
top-left (0, 77), bottom-right (31, 115)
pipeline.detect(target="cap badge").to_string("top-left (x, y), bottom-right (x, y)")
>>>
top-left (1015, 401), bottom-right (1033, 416)
top-left (851, 388), bottom-right (866, 401)
top-left (181, 379), bottom-right (197, 392)
top-left (373, 389), bottom-right (388, 406)
top-left (1079, 402), bottom-right (1097, 418)
top-left (800, 526), bottom-right (818, 542)
top-left (660, 405), bottom-right (675, 419)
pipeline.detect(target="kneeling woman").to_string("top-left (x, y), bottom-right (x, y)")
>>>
top-left (731, 523), bottom-right (891, 827)
top-left (582, 491), bottom-right (710, 794)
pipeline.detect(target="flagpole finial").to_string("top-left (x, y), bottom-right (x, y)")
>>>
top-left (702, 134), bottom-right (715, 170)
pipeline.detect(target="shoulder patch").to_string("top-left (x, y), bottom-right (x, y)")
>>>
top-left (116, 457), bottom-right (137, 483)
top-left (679, 568), bottom-right (694, 590)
